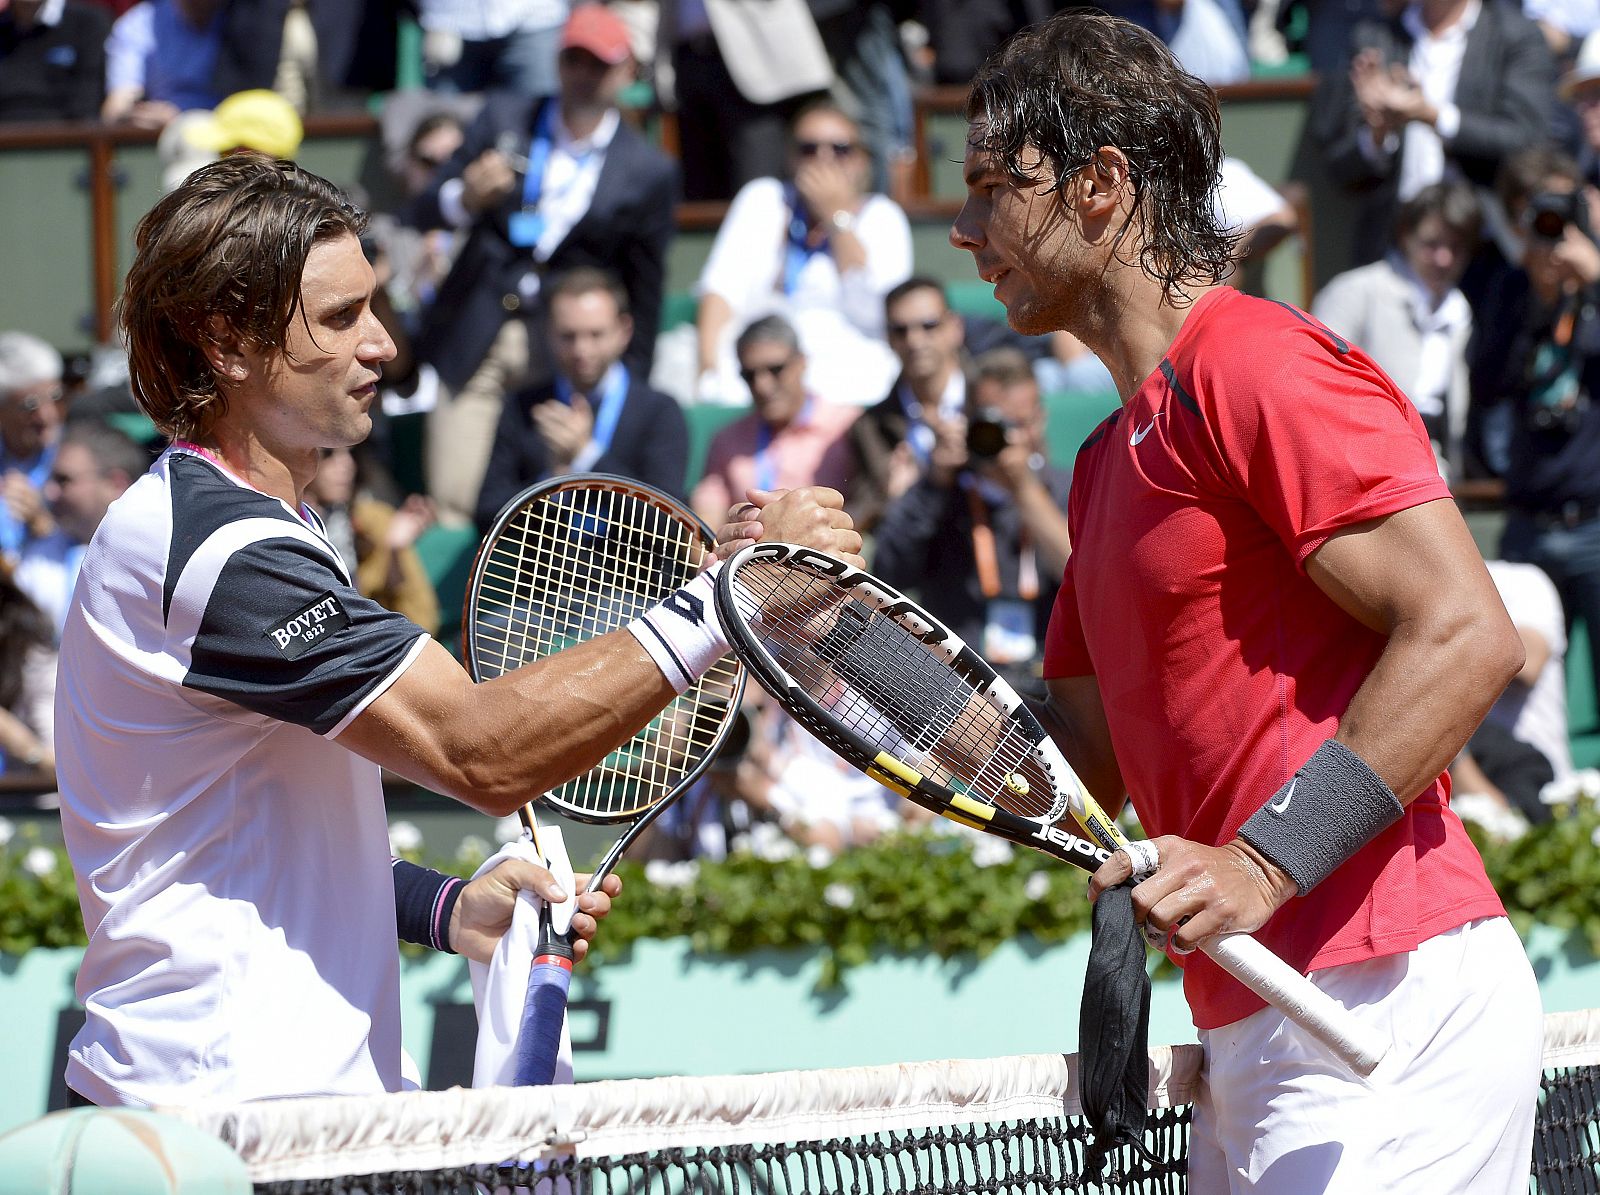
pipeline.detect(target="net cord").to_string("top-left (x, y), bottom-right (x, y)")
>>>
top-left (164, 1010), bottom-right (1600, 1184)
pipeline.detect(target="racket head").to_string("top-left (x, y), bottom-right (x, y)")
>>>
top-left (464, 474), bottom-right (746, 825)
top-left (716, 541), bottom-right (1087, 832)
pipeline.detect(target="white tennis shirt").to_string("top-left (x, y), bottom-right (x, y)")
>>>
top-left (57, 447), bottom-right (429, 1108)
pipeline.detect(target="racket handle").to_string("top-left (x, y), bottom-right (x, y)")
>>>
top-left (512, 926), bottom-right (574, 1087)
top-left (1202, 932), bottom-right (1386, 1076)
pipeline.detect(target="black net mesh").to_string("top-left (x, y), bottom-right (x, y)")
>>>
top-left (246, 1065), bottom-right (1600, 1195)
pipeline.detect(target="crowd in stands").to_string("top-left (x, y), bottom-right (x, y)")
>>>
top-left (4, 0), bottom-right (1600, 854)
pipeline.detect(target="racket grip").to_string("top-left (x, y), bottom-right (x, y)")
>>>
top-left (512, 935), bottom-right (574, 1087)
top-left (1202, 933), bottom-right (1386, 1077)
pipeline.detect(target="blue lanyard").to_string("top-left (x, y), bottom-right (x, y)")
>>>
top-left (781, 184), bottom-right (828, 296)
top-left (555, 363), bottom-right (630, 459)
top-left (518, 102), bottom-right (558, 213)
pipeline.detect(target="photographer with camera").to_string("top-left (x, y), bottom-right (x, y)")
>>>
top-left (873, 347), bottom-right (1072, 698)
top-left (1472, 146), bottom-right (1600, 720)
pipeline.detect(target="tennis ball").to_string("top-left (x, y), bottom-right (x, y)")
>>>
top-left (0, 1107), bottom-right (251, 1194)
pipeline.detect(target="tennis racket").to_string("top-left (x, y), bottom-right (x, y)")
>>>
top-left (464, 475), bottom-right (746, 1086)
top-left (714, 541), bottom-right (1386, 1078)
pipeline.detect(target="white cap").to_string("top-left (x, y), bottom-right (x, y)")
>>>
top-left (1562, 30), bottom-right (1600, 100)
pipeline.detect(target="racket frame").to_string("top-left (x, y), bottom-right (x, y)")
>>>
top-left (717, 542), bottom-right (1387, 1078)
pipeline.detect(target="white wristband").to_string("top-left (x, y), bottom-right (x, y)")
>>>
top-left (625, 562), bottom-right (730, 693)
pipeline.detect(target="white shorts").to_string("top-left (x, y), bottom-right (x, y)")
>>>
top-left (1187, 917), bottom-right (1543, 1195)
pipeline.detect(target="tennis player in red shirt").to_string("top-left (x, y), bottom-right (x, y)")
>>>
top-left (949, 11), bottom-right (1543, 1192)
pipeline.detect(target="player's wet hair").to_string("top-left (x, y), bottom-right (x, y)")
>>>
top-left (965, 9), bottom-right (1238, 300)
top-left (119, 152), bottom-right (367, 442)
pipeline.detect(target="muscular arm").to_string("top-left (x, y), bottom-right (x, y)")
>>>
top-left (1305, 499), bottom-right (1524, 806)
top-left (1089, 499), bottom-right (1524, 947)
top-left (1037, 675), bottom-right (1126, 817)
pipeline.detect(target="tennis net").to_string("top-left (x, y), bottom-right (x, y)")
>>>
top-left (170, 1009), bottom-right (1600, 1194)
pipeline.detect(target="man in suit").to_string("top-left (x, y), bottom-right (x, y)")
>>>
top-left (412, 3), bottom-right (678, 521)
top-left (847, 276), bottom-right (968, 536)
top-left (475, 266), bottom-right (689, 529)
top-left (1312, 0), bottom-right (1555, 267)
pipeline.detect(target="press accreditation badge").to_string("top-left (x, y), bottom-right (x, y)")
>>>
top-left (508, 210), bottom-right (545, 248)
top-left (265, 592), bottom-right (352, 659)
top-left (983, 599), bottom-right (1037, 667)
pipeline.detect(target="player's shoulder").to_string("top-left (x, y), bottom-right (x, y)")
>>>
top-left (1165, 289), bottom-right (1360, 407)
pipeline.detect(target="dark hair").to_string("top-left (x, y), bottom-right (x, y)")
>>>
top-left (789, 98), bottom-right (858, 142)
top-left (546, 266), bottom-right (631, 317)
top-left (61, 420), bottom-right (151, 485)
top-left (971, 346), bottom-right (1036, 389)
top-left (1496, 146), bottom-right (1582, 218)
top-left (0, 568), bottom-right (50, 714)
top-left (965, 9), bottom-right (1237, 299)
top-left (884, 275), bottom-right (950, 315)
top-left (118, 152), bottom-right (367, 442)
top-left (408, 111), bottom-right (464, 158)
top-left (1393, 180), bottom-right (1482, 249)
top-left (735, 314), bottom-right (801, 358)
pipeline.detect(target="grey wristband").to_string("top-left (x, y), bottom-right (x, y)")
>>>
top-left (1237, 739), bottom-right (1403, 896)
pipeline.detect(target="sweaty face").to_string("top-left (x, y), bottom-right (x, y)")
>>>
top-left (236, 232), bottom-right (396, 459)
top-left (549, 289), bottom-right (631, 393)
top-left (738, 339), bottom-right (807, 428)
top-left (885, 289), bottom-right (962, 386)
top-left (951, 125), bottom-right (1088, 338)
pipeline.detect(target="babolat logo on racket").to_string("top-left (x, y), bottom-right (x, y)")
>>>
top-left (1031, 823), bottom-right (1113, 866)
top-left (263, 591), bottom-right (350, 659)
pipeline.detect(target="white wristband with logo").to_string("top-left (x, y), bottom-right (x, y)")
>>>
top-left (625, 563), bottom-right (730, 693)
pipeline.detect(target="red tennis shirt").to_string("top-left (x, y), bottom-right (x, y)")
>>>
top-left (1043, 287), bottom-right (1506, 1030)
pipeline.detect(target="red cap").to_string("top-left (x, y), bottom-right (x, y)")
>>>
top-left (562, 4), bottom-right (633, 66)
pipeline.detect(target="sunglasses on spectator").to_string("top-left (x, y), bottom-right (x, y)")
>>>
top-left (797, 140), bottom-right (858, 158)
top-left (739, 356), bottom-right (797, 386)
top-left (5, 386), bottom-right (64, 413)
top-left (888, 317), bottom-right (946, 338)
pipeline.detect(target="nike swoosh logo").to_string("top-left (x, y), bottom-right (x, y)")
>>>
top-left (1129, 418), bottom-right (1157, 446)
top-left (1271, 778), bottom-right (1297, 814)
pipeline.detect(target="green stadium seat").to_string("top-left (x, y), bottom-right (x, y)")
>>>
top-left (660, 292), bottom-right (698, 332)
top-left (944, 279), bottom-right (1007, 322)
top-left (415, 522), bottom-right (479, 650)
top-left (1042, 390), bottom-right (1119, 469)
top-left (685, 403), bottom-right (749, 489)
top-left (1569, 619), bottom-right (1600, 769)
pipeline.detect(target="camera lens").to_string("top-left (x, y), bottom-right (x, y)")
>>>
top-left (965, 408), bottom-right (1010, 459)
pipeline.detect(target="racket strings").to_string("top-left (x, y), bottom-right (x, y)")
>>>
top-left (734, 564), bottom-right (1058, 821)
top-left (470, 485), bottom-right (734, 821)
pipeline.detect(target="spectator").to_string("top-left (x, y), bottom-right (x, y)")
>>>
top-left (1214, 155), bottom-right (1302, 288)
top-left (1472, 146), bottom-right (1600, 720)
top-left (14, 421), bottom-right (146, 636)
top-left (1103, 0), bottom-right (1252, 85)
top-left (847, 277), bottom-right (968, 536)
top-left (915, 0), bottom-right (1050, 86)
top-left (419, 0), bottom-right (569, 97)
top-left (102, 0), bottom-right (226, 128)
top-left (1564, 32), bottom-right (1600, 188)
top-left (653, 0), bottom-right (833, 201)
top-left (0, 563), bottom-right (55, 776)
top-left (155, 88), bottom-right (304, 192)
top-left (304, 445), bottom-right (441, 635)
top-left (0, 332), bottom-right (65, 564)
top-left (211, 0), bottom-right (411, 115)
top-left (873, 348), bottom-right (1072, 700)
top-left (1311, 0), bottom-right (1556, 267)
top-left (1451, 558), bottom-right (1572, 824)
top-left (690, 315), bottom-right (858, 529)
top-left (694, 101), bottom-right (912, 408)
top-left (476, 267), bottom-right (689, 528)
top-left (412, 2), bottom-right (677, 524)
top-left (1313, 180), bottom-right (1481, 478)
top-left (0, 0), bottom-right (110, 123)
